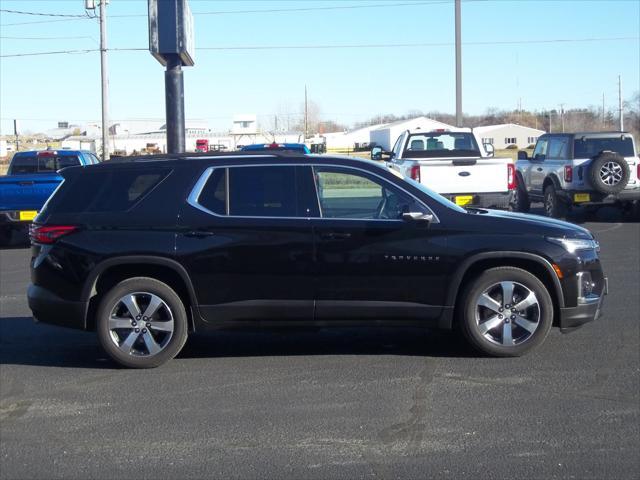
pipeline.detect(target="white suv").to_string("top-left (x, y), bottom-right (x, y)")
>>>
top-left (514, 132), bottom-right (639, 217)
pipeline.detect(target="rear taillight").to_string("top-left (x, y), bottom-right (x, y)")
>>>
top-left (29, 224), bottom-right (78, 244)
top-left (564, 165), bottom-right (573, 183)
top-left (410, 164), bottom-right (421, 182)
top-left (507, 163), bottom-right (516, 190)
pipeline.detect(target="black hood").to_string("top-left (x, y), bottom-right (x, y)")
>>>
top-left (464, 209), bottom-right (593, 239)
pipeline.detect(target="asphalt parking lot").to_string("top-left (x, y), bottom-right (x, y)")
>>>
top-left (1, 208), bottom-right (639, 480)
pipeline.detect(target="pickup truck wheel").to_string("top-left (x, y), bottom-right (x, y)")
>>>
top-left (0, 227), bottom-right (11, 246)
top-left (96, 277), bottom-right (188, 368)
top-left (459, 267), bottom-right (553, 357)
top-left (511, 181), bottom-right (530, 212)
top-left (589, 152), bottom-right (629, 194)
top-left (544, 184), bottom-right (568, 218)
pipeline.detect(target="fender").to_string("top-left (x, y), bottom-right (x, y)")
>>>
top-left (543, 173), bottom-right (563, 191)
top-left (446, 251), bottom-right (565, 308)
top-left (81, 255), bottom-right (202, 323)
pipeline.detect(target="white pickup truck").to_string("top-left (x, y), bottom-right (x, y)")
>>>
top-left (371, 129), bottom-right (515, 208)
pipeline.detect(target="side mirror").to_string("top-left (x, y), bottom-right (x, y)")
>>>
top-left (402, 212), bottom-right (433, 223)
top-left (371, 146), bottom-right (383, 161)
top-left (517, 151), bottom-right (529, 161)
top-left (484, 143), bottom-right (495, 157)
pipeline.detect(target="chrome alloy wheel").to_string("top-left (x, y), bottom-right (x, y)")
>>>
top-left (474, 281), bottom-right (541, 346)
top-left (108, 292), bottom-right (174, 357)
top-left (600, 161), bottom-right (623, 186)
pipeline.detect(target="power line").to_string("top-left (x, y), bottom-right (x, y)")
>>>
top-left (0, 8), bottom-right (89, 18)
top-left (2, 36), bottom-right (637, 58)
top-left (0, 49), bottom-right (97, 58)
top-left (0, 35), bottom-right (95, 41)
top-left (1, 1), bottom-right (461, 25)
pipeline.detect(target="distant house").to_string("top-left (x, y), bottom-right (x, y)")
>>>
top-left (473, 123), bottom-right (545, 149)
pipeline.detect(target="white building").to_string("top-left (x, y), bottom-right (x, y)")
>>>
top-left (324, 123), bottom-right (389, 152)
top-left (369, 116), bottom-right (456, 150)
top-left (473, 123), bottom-right (545, 150)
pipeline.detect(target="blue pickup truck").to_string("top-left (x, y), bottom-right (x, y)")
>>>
top-left (0, 149), bottom-right (99, 244)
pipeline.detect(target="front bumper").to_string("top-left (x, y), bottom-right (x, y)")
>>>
top-left (28, 284), bottom-right (87, 330)
top-left (559, 277), bottom-right (608, 333)
top-left (442, 191), bottom-right (513, 209)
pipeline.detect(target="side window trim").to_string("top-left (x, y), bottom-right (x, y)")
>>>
top-left (188, 163), bottom-right (438, 223)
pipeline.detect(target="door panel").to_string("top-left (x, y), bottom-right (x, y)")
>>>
top-left (177, 165), bottom-right (315, 323)
top-left (311, 166), bottom-right (448, 321)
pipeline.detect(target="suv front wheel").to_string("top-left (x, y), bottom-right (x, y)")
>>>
top-left (459, 267), bottom-right (553, 357)
top-left (96, 277), bottom-right (189, 368)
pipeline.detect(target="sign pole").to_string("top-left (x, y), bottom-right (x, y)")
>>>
top-left (165, 55), bottom-right (185, 153)
top-left (148, 0), bottom-right (194, 155)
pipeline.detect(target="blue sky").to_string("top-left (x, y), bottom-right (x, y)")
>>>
top-left (1, 0), bottom-right (638, 134)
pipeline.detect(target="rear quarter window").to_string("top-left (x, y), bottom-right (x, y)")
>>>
top-left (48, 168), bottom-right (171, 213)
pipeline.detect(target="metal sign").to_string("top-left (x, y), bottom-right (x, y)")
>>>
top-left (148, 0), bottom-right (195, 67)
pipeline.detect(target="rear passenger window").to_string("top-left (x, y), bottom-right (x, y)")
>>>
top-left (8, 155), bottom-right (37, 174)
top-left (198, 169), bottom-right (227, 215)
top-left (229, 166), bottom-right (298, 217)
top-left (50, 169), bottom-right (170, 213)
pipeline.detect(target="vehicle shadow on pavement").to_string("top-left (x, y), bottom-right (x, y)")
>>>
top-left (530, 204), bottom-right (640, 224)
top-left (0, 316), bottom-right (476, 369)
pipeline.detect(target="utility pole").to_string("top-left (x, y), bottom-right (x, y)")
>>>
top-left (98, 0), bottom-right (110, 160)
top-left (602, 93), bottom-right (605, 127)
top-left (304, 85), bottom-right (308, 140)
top-left (13, 119), bottom-right (19, 152)
top-left (454, 0), bottom-right (462, 127)
top-left (559, 104), bottom-right (565, 133)
top-left (618, 75), bottom-right (624, 131)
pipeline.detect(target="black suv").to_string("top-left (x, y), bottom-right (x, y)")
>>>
top-left (28, 152), bottom-right (607, 368)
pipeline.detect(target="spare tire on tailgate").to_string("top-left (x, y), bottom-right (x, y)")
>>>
top-left (588, 152), bottom-right (630, 194)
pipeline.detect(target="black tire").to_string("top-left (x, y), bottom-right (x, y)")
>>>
top-left (511, 177), bottom-right (530, 213)
top-left (458, 267), bottom-right (553, 357)
top-left (96, 277), bottom-right (189, 368)
top-left (0, 227), bottom-right (12, 247)
top-left (544, 184), bottom-right (568, 218)
top-left (588, 152), bottom-right (630, 194)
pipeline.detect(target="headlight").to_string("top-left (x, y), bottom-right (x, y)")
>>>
top-left (547, 237), bottom-right (599, 253)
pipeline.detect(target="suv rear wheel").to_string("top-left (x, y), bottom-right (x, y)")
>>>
top-left (459, 267), bottom-right (553, 357)
top-left (96, 277), bottom-right (189, 368)
top-left (544, 184), bottom-right (568, 219)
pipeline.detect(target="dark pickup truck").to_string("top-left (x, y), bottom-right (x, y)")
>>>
top-left (0, 149), bottom-right (99, 243)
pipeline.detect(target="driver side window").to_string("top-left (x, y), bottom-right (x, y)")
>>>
top-left (314, 167), bottom-right (427, 220)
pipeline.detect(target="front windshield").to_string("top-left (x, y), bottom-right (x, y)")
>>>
top-left (404, 132), bottom-right (481, 158)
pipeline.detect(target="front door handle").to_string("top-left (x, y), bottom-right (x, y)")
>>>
top-left (319, 232), bottom-right (352, 240)
top-left (184, 231), bottom-right (215, 238)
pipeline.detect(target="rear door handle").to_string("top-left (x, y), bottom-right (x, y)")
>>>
top-left (185, 231), bottom-right (215, 238)
top-left (319, 232), bottom-right (352, 240)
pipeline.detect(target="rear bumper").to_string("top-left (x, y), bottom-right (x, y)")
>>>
top-left (558, 189), bottom-right (640, 205)
top-left (27, 284), bottom-right (87, 330)
top-left (559, 278), bottom-right (607, 333)
top-left (442, 191), bottom-right (513, 209)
